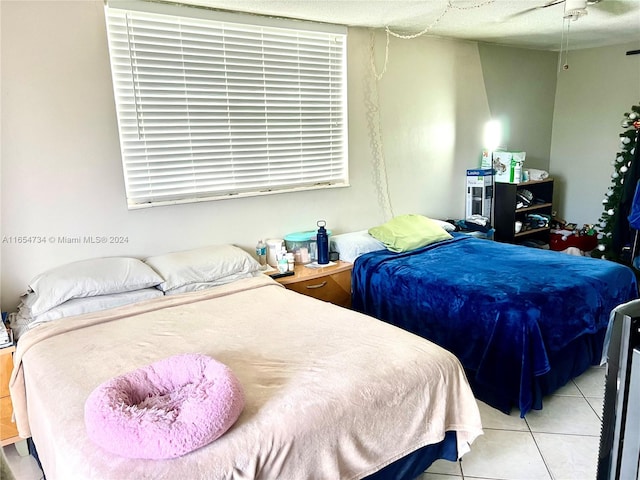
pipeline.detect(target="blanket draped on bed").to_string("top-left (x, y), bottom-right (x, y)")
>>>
top-left (352, 234), bottom-right (638, 416)
top-left (10, 276), bottom-right (482, 480)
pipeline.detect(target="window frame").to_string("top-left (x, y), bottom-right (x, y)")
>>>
top-left (104, 0), bottom-right (349, 209)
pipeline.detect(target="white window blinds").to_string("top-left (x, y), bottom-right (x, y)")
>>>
top-left (104, 1), bottom-right (348, 208)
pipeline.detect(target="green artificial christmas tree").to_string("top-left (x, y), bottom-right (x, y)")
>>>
top-left (593, 103), bottom-right (640, 262)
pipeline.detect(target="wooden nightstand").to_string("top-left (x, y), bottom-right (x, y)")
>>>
top-left (275, 261), bottom-right (353, 308)
top-left (1, 345), bottom-right (21, 446)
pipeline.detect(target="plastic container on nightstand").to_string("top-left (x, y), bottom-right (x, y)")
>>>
top-left (265, 238), bottom-right (284, 267)
top-left (284, 228), bottom-right (332, 264)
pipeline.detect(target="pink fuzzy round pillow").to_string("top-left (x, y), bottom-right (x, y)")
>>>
top-left (84, 353), bottom-right (245, 459)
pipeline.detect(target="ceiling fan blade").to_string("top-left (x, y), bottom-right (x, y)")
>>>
top-left (541, 0), bottom-right (568, 8)
top-left (591, 0), bottom-right (638, 17)
top-left (505, 0), bottom-right (566, 20)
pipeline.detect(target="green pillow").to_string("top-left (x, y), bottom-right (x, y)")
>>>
top-left (368, 214), bottom-right (453, 252)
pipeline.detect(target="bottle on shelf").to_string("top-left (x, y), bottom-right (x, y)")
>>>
top-left (286, 252), bottom-right (295, 272)
top-left (255, 239), bottom-right (267, 270)
top-left (277, 247), bottom-right (289, 273)
top-left (316, 220), bottom-right (329, 265)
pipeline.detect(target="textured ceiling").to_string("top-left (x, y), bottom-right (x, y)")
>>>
top-left (175, 0), bottom-right (640, 51)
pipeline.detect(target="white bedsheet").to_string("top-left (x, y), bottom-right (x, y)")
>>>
top-left (10, 275), bottom-right (482, 479)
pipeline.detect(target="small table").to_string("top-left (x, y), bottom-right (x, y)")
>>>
top-left (274, 261), bottom-right (353, 308)
top-left (1, 344), bottom-right (27, 454)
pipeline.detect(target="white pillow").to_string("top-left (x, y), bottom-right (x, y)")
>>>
top-left (162, 271), bottom-right (260, 295)
top-left (145, 244), bottom-right (260, 293)
top-left (23, 257), bottom-right (164, 317)
top-left (27, 288), bottom-right (164, 327)
top-left (329, 231), bottom-right (386, 263)
top-left (430, 219), bottom-right (456, 232)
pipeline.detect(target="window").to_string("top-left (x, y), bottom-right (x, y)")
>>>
top-left (104, 1), bottom-right (348, 208)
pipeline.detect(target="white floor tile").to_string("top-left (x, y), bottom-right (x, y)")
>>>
top-left (2, 444), bottom-right (43, 480)
top-left (586, 396), bottom-right (604, 420)
top-left (574, 366), bottom-right (606, 398)
top-left (463, 478), bottom-right (506, 480)
top-left (418, 473), bottom-right (462, 480)
top-left (551, 379), bottom-right (582, 396)
top-left (533, 432), bottom-right (600, 480)
top-left (525, 395), bottom-right (601, 436)
top-left (460, 429), bottom-right (551, 480)
top-left (476, 400), bottom-right (529, 431)
top-left (424, 458), bottom-right (462, 475)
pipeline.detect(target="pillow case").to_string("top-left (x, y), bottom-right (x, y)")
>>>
top-left (23, 257), bottom-right (164, 317)
top-left (368, 214), bottom-right (453, 253)
top-left (28, 288), bottom-right (164, 326)
top-left (162, 272), bottom-right (260, 296)
top-left (12, 288), bottom-right (165, 339)
top-left (145, 244), bottom-right (260, 293)
top-left (431, 219), bottom-right (456, 232)
top-left (329, 231), bottom-right (386, 263)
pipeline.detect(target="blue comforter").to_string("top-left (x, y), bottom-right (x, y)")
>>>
top-left (352, 234), bottom-right (637, 416)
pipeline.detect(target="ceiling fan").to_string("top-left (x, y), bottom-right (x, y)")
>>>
top-left (507, 0), bottom-right (604, 71)
top-left (562, 0), bottom-right (598, 20)
top-left (506, 0), bottom-right (637, 68)
top-left (510, 0), bottom-right (608, 21)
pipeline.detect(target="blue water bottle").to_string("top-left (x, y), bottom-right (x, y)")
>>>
top-left (317, 220), bottom-right (329, 264)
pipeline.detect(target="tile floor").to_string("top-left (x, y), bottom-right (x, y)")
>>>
top-left (421, 365), bottom-right (606, 480)
top-left (2, 442), bottom-right (43, 480)
top-left (3, 366), bottom-right (606, 480)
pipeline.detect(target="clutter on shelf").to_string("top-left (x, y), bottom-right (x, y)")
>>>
top-left (526, 168), bottom-right (550, 181)
top-left (524, 213), bottom-right (551, 230)
top-left (454, 216), bottom-right (495, 240)
top-left (0, 312), bottom-right (13, 349)
top-left (481, 150), bottom-right (526, 184)
top-left (550, 219), bottom-right (598, 255)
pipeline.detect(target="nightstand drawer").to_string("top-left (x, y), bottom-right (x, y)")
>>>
top-left (275, 261), bottom-right (353, 308)
top-left (0, 350), bottom-right (12, 398)
top-left (0, 395), bottom-right (19, 441)
top-left (1, 346), bottom-right (20, 446)
top-left (285, 268), bottom-right (352, 308)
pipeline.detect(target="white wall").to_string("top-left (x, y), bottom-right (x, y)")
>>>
top-left (371, 30), bottom-right (492, 218)
top-left (0, 1), bottom-right (494, 310)
top-left (478, 43), bottom-right (558, 171)
top-left (550, 41), bottom-right (640, 226)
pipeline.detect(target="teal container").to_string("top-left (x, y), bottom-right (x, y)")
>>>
top-left (284, 229), bottom-right (332, 263)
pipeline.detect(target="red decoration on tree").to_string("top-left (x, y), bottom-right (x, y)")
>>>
top-left (634, 120), bottom-right (640, 130)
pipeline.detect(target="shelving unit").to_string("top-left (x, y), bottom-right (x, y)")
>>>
top-left (494, 178), bottom-right (554, 244)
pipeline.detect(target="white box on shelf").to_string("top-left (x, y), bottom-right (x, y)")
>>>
top-left (481, 149), bottom-right (492, 169)
top-left (466, 169), bottom-right (494, 220)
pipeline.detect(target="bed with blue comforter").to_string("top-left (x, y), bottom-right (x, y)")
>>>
top-left (352, 233), bottom-right (638, 417)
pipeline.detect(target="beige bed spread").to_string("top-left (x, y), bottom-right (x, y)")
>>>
top-left (10, 275), bottom-right (482, 479)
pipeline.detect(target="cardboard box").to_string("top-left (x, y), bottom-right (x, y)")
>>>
top-left (492, 151), bottom-right (526, 183)
top-left (481, 149), bottom-right (492, 169)
top-left (466, 169), bottom-right (493, 219)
